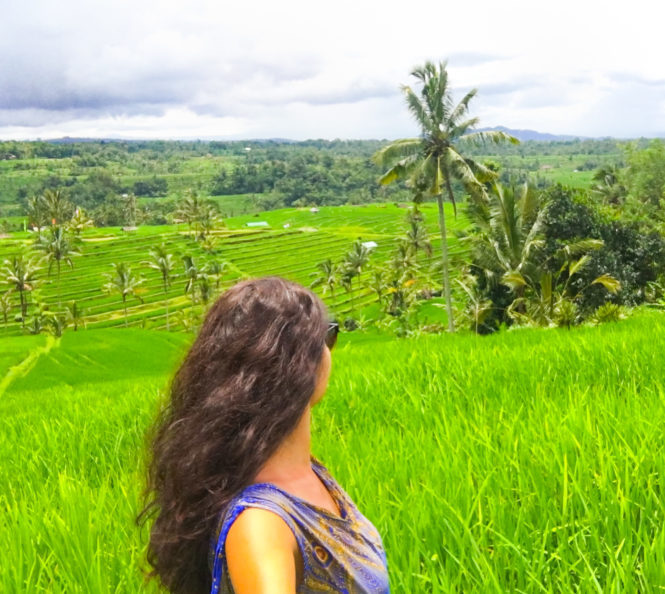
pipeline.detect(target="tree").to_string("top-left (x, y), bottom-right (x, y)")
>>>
top-left (174, 189), bottom-right (202, 238)
top-left (34, 226), bottom-right (81, 307)
top-left (41, 188), bottom-right (74, 226)
top-left (0, 291), bottom-right (11, 333)
top-left (404, 206), bottom-right (432, 262)
top-left (373, 60), bottom-right (519, 331)
top-left (182, 255), bottom-right (200, 304)
top-left (65, 300), bottom-right (85, 331)
top-left (67, 206), bottom-right (95, 236)
top-left (206, 260), bottom-right (228, 291)
top-left (1, 252), bottom-right (40, 328)
top-left (310, 259), bottom-right (340, 303)
top-left (27, 196), bottom-right (49, 236)
top-left (103, 262), bottom-right (145, 327)
top-left (143, 245), bottom-right (175, 331)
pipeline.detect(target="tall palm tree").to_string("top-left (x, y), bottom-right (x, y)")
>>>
top-left (34, 226), bottom-right (81, 307)
top-left (41, 189), bottom-right (74, 226)
top-left (67, 206), bottom-right (95, 236)
top-left (66, 300), bottom-right (85, 331)
top-left (27, 196), bottom-right (50, 237)
top-left (342, 241), bottom-right (372, 308)
top-left (373, 60), bottom-right (519, 331)
top-left (143, 244), bottom-right (175, 331)
top-left (405, 207), bottom-right (432, 261)
top-left (1, 252), bottom-right (40, 328)
top-left (103, 262), bottom-right (145, 327)
top-left (310, 259), bottom-right (339, 303)
top-left (174, 189), bottom-right (202, 238)
top-left (182, 255), bottom-right (200, 304)
top-left (0, 291), bottom-right (11, 333)
top-left (206, 260), bottom-right (228, 291)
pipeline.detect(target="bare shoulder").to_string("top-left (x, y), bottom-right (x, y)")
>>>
top-left (225, 507), bottom-right (299, 594)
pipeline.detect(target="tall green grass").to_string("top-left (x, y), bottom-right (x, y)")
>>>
top-left (1, 311), bottom-right (664, 592)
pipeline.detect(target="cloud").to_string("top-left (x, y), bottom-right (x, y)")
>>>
top-left (0, 0), bottom-right (663, 139)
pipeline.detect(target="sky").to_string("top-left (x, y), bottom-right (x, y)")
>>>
top-left (1, 0), bottom-right (663, 141)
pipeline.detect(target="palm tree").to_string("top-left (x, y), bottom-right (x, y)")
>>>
top-left (467, 182), bottom-right (547, 303)
top-left (67, 206), bottom-right (95, 236)
top-left (174, 189), bottom-right (202, 238)
top-left (65, 300), bottom-right (85, 331)
top-left (206, 260), bottom-right (228, 290)
top-left (121, 192), bottom-right (138, 227)
top-left (310, 259), bottom-right (339, 303)
top-left (27, 196), bottom-right (50, 237)
top-left (373, 60), bottom-right (519, 331)
top-left (0, 291), bottom-right (11, 333)
top-left (1, 252), bottom-right (40, 328)
top-left (41, 189), bottom-right (74, 226)
top-left (103, 262), bottom-right (145, 327)
top-left (405, 207), bottom-right (432, 261)
top-left (341, 241), bottom-right (372, 310)
top-left (182, 255), bottom-right (200, 304)
top-left (34, 226), bottom-right (81, 307)
top-left (143, 245), bottom-right (175, 331)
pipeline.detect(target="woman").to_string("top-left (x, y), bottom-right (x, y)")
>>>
top-left (139, 276), bottom-right (389, 594)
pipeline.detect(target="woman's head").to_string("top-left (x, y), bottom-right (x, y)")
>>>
top-left (139, 276), bottom-right (332, 594)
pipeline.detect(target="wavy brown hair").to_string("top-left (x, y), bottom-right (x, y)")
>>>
top-left (137, 275), bottom-right (330, 594)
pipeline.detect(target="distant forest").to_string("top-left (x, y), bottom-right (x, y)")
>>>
top-left (0, 137), bottom-right (649, 224)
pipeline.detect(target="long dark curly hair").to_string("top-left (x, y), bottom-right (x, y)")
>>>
top-left (137, 275), bottom-right (330, 594)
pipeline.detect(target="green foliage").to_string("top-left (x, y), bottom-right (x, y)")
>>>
top-left (2, 313), bottom-right (665, 591)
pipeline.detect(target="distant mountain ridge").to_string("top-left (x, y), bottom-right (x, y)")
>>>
top-left (41, 129), bottom-right (592, 144)
top-left (476, 126), bottom-right (588, 142)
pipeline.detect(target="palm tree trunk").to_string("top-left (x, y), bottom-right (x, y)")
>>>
top-left (164, 284), bottom-right (170, 331)
top-left (436, 188), bottom-right (455, 332)
top-left (123, 296), bottom-right (128, 327)
top-left (57, 261), bottom-right (62, 308)
top-left (19, 289), bottom-right (26, 328)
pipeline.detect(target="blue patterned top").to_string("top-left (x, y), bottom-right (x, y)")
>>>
top-left (209, 456), bottom-right (390, 593)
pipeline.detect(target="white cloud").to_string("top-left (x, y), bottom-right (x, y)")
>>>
top-left (0, 0), bottom-right (663, 139)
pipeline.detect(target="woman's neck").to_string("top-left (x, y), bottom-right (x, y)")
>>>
top-left (252, 405), bottom-right (313, 484)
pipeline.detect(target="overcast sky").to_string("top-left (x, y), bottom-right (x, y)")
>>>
top-left (1, 0), bottom-right (663, 141)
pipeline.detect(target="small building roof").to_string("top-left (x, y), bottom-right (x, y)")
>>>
top-left (246, 221), bottom-right (269, 227)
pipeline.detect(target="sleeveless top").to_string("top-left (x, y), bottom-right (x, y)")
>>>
top-left (209, 456), bottom-right (390, 593)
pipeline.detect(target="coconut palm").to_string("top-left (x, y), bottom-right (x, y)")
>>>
top-left (174, 190), bottom-right (202, 238)
top-left (27, 196), bottom-right (50, 236)
top-left (467, 182), bottom-right (547, 301)
top-left (103, 262), bottom-right (145, 327)
top-left (1, 252), bottom-right (40, 328)
top-left (34, 226), bottom-right (81, 307)
top-left (182, 255), bottom-right (200, 304)
top-left (0, 291), bottom-right (11, 333)
top-left (310, 259), bottom-right (340, 303)
top-left (67, 206), bottom-right (95, 236)
top-left (206, 260), bottom-right (228, 291)
top-left (405, 207), bottom-right (432, 261)
top-left (143, 244), bottom-right (175, 331)
top-left (41, 189), bottom-right (74, 226)
top-left (373, 60), bottom-right (519, 331)
top-left (65, 300), bottom-right (85, 331)
top-left (121, 192), bottom-right (138, 227)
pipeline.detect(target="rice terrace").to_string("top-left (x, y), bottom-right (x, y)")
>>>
top-left (2, 61), bottom-right (665, 592)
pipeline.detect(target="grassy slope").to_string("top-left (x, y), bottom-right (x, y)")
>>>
top-left (1, 310), bottom-right (664, 592)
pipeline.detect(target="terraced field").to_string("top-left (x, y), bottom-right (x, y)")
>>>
top-left (0, 203), bottom-right (469, 335)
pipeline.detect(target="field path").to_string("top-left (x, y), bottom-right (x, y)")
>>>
top-left (0, 335), bottom-right (60, 398)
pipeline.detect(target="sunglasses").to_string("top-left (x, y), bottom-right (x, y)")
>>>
top-left (325, 321), bottom-right (339, 350)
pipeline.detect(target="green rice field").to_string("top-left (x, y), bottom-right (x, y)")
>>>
top-left (0, 203), bottom-right (468, 335)
top-left (1, 309), bottom-right (664, 592)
